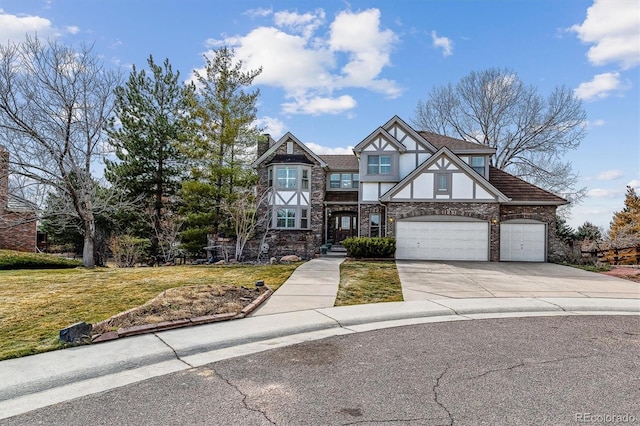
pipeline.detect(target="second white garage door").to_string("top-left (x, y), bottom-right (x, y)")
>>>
top-left (396, 220), bottom-right (489, 261)
top-left (500, 222), bottom-right (546, 262)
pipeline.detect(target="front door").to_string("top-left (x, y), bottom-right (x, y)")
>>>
top-left (333, 214), bottom-right (357, 243)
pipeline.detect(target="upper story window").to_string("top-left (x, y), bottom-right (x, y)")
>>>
top-left (367, 155), bottom-right (391, 175)
top-left (277, 167), bottom-right (297, 189)
top-left (268, 168), bottom-right (273, 187)
top-left (302, 169), bottom-right (309, 190)
top-left (329, 173), bottom-right (359, 189)
top-left (435, 173), bottom-right (451, 194)
top-left (470, 156), bottom-right (485, 175)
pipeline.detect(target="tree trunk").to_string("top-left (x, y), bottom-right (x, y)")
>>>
top-left (82, 232), bottom-right (95, 268)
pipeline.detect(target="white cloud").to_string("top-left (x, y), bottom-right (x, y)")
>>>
top-left (282, 94), bottom-right (357, 115)
top-left (0, 9), bottom-right (56, 44)
top-left (574, 72), bottom-right (629, 100)
top-left (570, 0), bottom-right (640, 69)
top-left (253, 116), bottom-right (286, 138)
top-left (305, 142), bottom-right (354, 155)
top-left (431, 30), bottom-right (453, 57)
top-left (66, 26), bottom-right (80, 35)
top-left (587, 188), bottom-right (623, 198)
top-left (595, 169), bottom-right (623, 181)
top-left (244, 7), bottom-right (273, 18)
top-left (628, 179), bottom-right (640, 190)
top-left (200, 8), bottom-right (401, 116)
top-left (274, 9), bottom-right (325, 38)
top-left (589, 119), bottom-right (605, 127)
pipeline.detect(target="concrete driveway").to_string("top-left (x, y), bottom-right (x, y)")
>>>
top-left (397, 261), bottom-right (640, 300)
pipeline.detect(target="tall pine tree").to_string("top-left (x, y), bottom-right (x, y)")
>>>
top-left (180, 47), bottom-right (261, 248)
top-left (106, 56), bottom-right (192, 259)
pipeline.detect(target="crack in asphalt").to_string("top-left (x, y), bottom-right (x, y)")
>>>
top-left (467, 355), bottom-right (594, 380)
top-left (153, 334), bottom-right (193, 368)
top-left (341, 416), bottom-right (444, 425)
top-left (433, 366), bottom-right (454, 426)
top-left (213, 368), bottom-right (276, 425)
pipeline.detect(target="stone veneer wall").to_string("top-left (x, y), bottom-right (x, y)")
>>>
top-left (252, 141), bottom-right (325, 260)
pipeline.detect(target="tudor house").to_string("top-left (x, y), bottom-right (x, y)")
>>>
top-left (252, 116), bottom-right (567, 262)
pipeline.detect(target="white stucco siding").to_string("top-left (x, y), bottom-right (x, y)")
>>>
top-left (299, 192), bottom-right (310, 206)
top-left (399, 154), bottom-right (416, 179)
top-left (413, 174), bottom-right (433, 198)
top-left (393, 185), bottom-right (412, 199)
top-left (417, 153), bottom-right (430, 166)
top-left (475, 185), bottom-right (494, 200)
top-left (452, 173), bottom-right (474, 199)
top-left (275, 191), bottom-right (297, 205)
top-left (362, 183), bottom-right (379, 201)
top-left (380, 183), bottom-right (395, 196)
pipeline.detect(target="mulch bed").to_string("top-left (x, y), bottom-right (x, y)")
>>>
top-left (601, 266), bottom-right (640, 283)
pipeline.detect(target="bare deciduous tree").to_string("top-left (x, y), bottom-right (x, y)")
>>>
top-left (222, 188), bottom-right (269, 262)
top-left (413, 68), bottom-right (587, 203)
top-left (0, 36), bottom-right (121, 267)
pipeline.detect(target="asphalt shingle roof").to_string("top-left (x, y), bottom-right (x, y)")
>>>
top-left (319, 154), bottom-right (359, 171)
top-left (489, 166), bottom-right (567, 204)
top-left (418, 131), bottom-right (495, 153)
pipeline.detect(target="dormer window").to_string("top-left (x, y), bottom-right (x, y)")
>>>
top-left (367, 155), bottom-right (391, 175)
top-left (470, 156), bottom-right (485, 175)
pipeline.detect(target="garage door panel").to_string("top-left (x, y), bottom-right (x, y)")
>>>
top-left (500, 223), bottom-right (545, 262)
top-left (396, 221), bottom-right (489, 261)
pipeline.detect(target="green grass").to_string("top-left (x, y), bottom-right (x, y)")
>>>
top-left (335, 260), bottom-right (403, 306)
top-left (0, 263), bottom-right (298, 360)
top-left (0, 249), bottom-right (82, 269)
top-left (562, 262), bottom-right (612, 273)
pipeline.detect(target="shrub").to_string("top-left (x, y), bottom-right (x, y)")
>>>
top-left (0, 250), bottom-right (82, 270)
top-left (341, 237), bottom-right (396, 258)
top-left (108, 235), bottom-right (150, 267)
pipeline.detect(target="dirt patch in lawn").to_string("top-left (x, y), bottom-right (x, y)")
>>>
top-left (92, 284), bottom-right (268, 335)
top-left (601, 266), bottom-right (640, 283)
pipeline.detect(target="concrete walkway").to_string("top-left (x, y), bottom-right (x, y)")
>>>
top-left (251, 254), bottom-right (345, 316)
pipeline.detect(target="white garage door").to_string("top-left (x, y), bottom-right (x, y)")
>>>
top-left (396, 221), bottom-right (489, 261)
top-left (500, 223), bottom-right (546, 262)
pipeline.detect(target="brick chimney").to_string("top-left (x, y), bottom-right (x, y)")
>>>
top-left (0, 146), bottom-right (8, 210)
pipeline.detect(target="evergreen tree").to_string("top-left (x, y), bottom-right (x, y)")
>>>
top-left (575, 221), bottom-right (602, 241)
top-left (106, 56), bottom-right (192, 258)
top-left (556, 216), bottom-right (576, 244)
top-left (609, 186), bottom-right (640, 242)
top-left (180, 47), bottom-right (261, 245)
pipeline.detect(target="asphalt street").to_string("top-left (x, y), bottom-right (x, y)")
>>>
top-left (2, 315), bottom-right (638, 426)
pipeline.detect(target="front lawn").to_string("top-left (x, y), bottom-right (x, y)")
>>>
top-left (0, 264), bottom-right (297, 360)
top-left (335, 260), bottom-right (403, 306)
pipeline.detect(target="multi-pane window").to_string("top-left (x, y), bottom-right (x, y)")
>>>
top-left (370, 213), bottom-right (381, 237)
top-left (301, 208), bottom-right (309, 229)
top-left (277, 167), bottom-right (297, 189)
top-left (277, 209), bottom-right (296, 228)
top-left (329, 173), bottom-right (359, 189)
top-left (302, 169), bottom-right (309, 190)
top-left (471, 156), bottom-right (485, 175)
top-left (436, 173), bottom-right (450, 194)
top-left (367, 155), bottom-right (391, 175)
top-left (268, 168), bottom-right (273, 187)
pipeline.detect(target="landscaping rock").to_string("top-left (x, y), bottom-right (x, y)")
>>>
top-left (60, 322), bottom-right (92, 344)
top-left (280, 255), bottom-right (301, 262)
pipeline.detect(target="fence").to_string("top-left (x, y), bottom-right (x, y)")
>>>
top-left (582, 246), bottom-right (640, 265)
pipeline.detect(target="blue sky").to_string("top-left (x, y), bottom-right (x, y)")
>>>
top-left (0, 0), bottom-right (638, 232)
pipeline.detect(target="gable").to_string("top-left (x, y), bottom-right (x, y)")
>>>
top-left (380, 147), bottom-right (509, 202)
top-left (353, 128), bottom-right (406, 153)
top-left (252, 132), bottom-right (327, 168)
top-left (382, 115), bottom-right (436, 153)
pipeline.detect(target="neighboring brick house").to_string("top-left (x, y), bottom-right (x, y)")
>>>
top-left (0, 146), bottom-right (37, 252)
top-left (253, 116), bottom-right (567, 262)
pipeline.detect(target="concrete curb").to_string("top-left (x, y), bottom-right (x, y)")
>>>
top-left (0, 298), bottom-right (638, 420)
